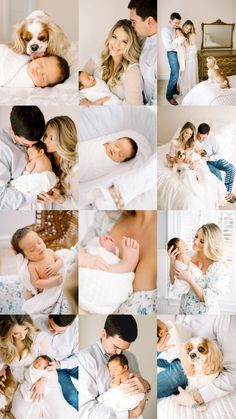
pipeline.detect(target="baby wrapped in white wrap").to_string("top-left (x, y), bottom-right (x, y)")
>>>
top-left (98, 386), bottom-right (144, 418)
top-left (168, 260), bottom-right (202, 298)
top-left (11, 171), bottom-right (57, 194)
top-left (17, 248), bottom-right (74, 314)
top-left (0, 45), bottom-right (33, 87)
top-left (79, 238), bottom-right (134, 314)
top-left (80, 76), bottom-right (120, 105)
top-left (20, 363), bottom-right (49, 401)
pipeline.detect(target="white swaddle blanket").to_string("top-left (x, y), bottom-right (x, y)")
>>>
top-left (79, 138), bottom-right (119, 182)
top-left (11, 171), bottom-right (57, 194)
top-left (157, 321), bottom-right (192, 367)
top-left (0, 45), bottom-right (34, 87)
top-left (20, 365), bottom-right (48, 401)
top-left (79, 238), bottom-right (134, 313)
top-left (98, 385), bottom-right (144, 419)
top-left (168, 260), bottom-right (202, 298)
top-left (80, 77), bottom-right (120, 105)
top-left (17, 248), bottom-right (74, 314)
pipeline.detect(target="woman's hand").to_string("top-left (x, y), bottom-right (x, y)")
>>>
top-left (31, 377), bottom-right (47, 401)
top-left (37, 188), bottom-right (65, 204)
top-left (174, 262), bottom-right (193, 283)
top-left (189, 161), bottom-right (199, 170)
top-left (79, 250), bottom-right (109, 271)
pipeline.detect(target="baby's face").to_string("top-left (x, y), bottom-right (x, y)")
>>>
top-left (28, 57), bottom-right (61, 87)
top-left (105, 138), bottom-right (133, 163)
top-left (157, 320), bottom-right (168, 338)
top-left (176, 29), bottom-right (182, 37)
top-left (79, 72), bottom-right (96, 89)
top-left (177, 239), bottom-right (188, 253)
top-left (27, 146), bottom-right (42, 161)
top-left (108, 360), bottom-right (127, 379)
top-left (19, 231), bottom-right (47, 261)
top-left (33, 357), bottom-right (49, 370)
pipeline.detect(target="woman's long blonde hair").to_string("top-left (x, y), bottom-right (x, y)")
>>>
top-left (45, 116), bottom-right (77, 195)
top-left (177, 122), bottom-right (196, 150)
top-left (182, 20), bottom-right (196, 37)
top-left (0, 315), bottom-right (37, 364)
top-left (101, 19), bottom-right (141, 87)
top-left (199, 223), bottom-right (225, 263)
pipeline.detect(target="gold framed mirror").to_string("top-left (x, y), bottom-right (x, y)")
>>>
top-left (201, 19), bottom-right (235, 49)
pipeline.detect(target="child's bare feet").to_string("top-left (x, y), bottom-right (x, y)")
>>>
top-left (99, 235), bottom-right (116, 255)
top-left (120, 236), bottom-right (140, 272)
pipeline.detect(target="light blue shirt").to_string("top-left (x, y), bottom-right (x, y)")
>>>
top-left (140, 34), bottom-right (157, 105)
top-left (161, 24), bottom-right (177, 52)
top-left (196, 134), bottom-right (223, 161)
top-left (0, 128), bottom-right (36, 209)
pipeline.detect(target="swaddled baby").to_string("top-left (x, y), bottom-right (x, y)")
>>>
top-left (20, 355), bottom-right (52, 401)
top-left (79, 71), bottom-right (120, 105)
top-left (167, 237), bottom-right (202, 298)
top-left (79, 136), bottom-right (138, 182)
top-left (11, 142), bottom-right (57, 194)
top-left (98, 354), bottom-right (144, 417)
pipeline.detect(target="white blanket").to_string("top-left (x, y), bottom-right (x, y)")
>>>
top-left (182, 75), bottom-right (236, 106)
top-left (11, 171), bottom-right (57, 194)
top-left (20, 365), bottom-right (48, 401)
top-left (79, 138), bottom-right (119, 182)
top-left (80, 77), bottom-right (120, 105)
top-left (79, 241), bottom-right (134, 314)
top-left (168, 261), bottom-right (202, 299)
top-left (17, 248), bottom-right (74, 314)
top-left (98, 386), bottom-right (144, 418)
top-left (0, 45), bottom-right (32, 87)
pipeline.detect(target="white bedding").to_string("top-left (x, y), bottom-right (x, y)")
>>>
top-left (158, 391), bottom-right (236, 419)
top-left (0, 42), bottom-right (79, 105)
top-left (11, 171), bottom-right (57, 194)
top-left (182, 75), bottom-right (236, 106)
top-left (78, 106), bottom-right (157, 209)
top-left (98, 385), bottom-right (144, 418)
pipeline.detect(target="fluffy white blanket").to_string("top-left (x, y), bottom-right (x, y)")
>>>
top-left (17, 248), bottom-right (74, 314)
top-left (79, 242), bottom-right (134, 314)
top-left (20, 365), bottom-right (48, 401)
top-left (11, 171), bottom-right (57, 194)
top-left (0, 45), bottom-right (32, 87)
top-left (98, 385), bottom-right (144, 418)
top-left (168, 260), bottom-right (202, 299)
top-left (80, 77), bottom-right (120, 105)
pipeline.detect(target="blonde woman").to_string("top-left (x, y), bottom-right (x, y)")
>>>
top-left (167, 224), bottom-right (229, 314)
top-left (0, 315), bottom-right (78, 419)
top-left (179, 20), bottom-right (199, 95)
top-left (81, 19), bottom-right (143, 105)
top-left (38, 116), bottom-right (78, 209)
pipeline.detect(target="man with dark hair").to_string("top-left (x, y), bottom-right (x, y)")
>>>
top-left (0, 106), bottom-right (45, 209)
top-left (79, 315), bottom-right (150, 418)
top-left (35, 315), bottom-right (79, 411)
top-left (128, 0), bottom-right (157, 105)
top-left (196, 123), bottom-right (236, 199)
top-left (161, 12), bottom-right (181, 105)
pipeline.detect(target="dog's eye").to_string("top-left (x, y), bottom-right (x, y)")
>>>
top-left (38, 36), bottom-right (47, 42)
top-left (198, 346), bottom-right (205, 353)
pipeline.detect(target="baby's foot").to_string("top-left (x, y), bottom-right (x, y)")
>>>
top-left (120, 237), bottom-right (140, 272)
top-left (99, 235), bottom-right (116, 255)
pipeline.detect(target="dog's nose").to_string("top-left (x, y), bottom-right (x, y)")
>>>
top-left (31, 44), bottom-right (39, 52)
top-left (190, 352), bottom-right (197, 359)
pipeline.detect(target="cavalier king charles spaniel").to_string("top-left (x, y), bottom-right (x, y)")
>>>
top-left (0, 367), bottom-right (17, 418)
top-left (7, 10), bottom-right (70, 57)
top-left (181, 337), bottom-right (223, 410)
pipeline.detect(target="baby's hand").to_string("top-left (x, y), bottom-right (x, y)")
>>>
top-left (46, 264), bottom-right (59, 276)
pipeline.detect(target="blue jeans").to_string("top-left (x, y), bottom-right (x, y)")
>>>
top-left (207, 159), bottom-right (236, 192)
top-left (57, 367), bottom-right (78, 410)
top-left (166, 51), bottom-right (179, 100)
top-left (157, 357), bottom-right (187, 398)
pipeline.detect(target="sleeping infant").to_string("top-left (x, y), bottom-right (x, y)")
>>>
top-left (20, 355), bottom-right (52, 401)
top-left (79, 70), bottom-right (120, 105)
top-left (0, 45), bottom-right (69, 88)
top-left (11, 142), bottom-right (57, 194)
top-left (80, 136), bottom-right (138, 182)
top-left (98, 354), bottom-right (144, 417)
top-left (167, 237), bottom-right (202, 298)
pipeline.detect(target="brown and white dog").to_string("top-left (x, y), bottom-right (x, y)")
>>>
top-left (206, 56), bottom-right (230, 88)
top-left (181, 337), bottom-right (223, 411)
top-left (169, 149), bottom-right (192, 175)
top-left (7, 10), bottom-right (70, 57)
top-left (0, 367), bottom-right (17, 418)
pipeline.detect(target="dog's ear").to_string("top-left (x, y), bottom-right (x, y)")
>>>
top-left (181, 342), bottom-right (195, 376)
top-left (7, 23), bottom-right (27, 54)
top-left (203, 339), bottom-right (223, 375)
top-left (47, 22), bottom-right (70, 55)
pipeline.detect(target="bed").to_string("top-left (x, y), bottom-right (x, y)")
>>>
top-left (0, 42), bottom-right (79, 105)
top-left (78, 106), bottom-right (157, 209)
top-left (182, 75), bottom-right (236, 106)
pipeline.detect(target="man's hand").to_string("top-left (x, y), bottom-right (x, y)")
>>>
top-left (47, 359), bottom-right (60, 372)
top-left (172, 387), bottom-right (195, 406)
top-left (128, 395), bottom-right (146, 418)
top-left (31, 377), bottom-right (47, 401)
top-left (122, 373), bottom-right (148, 395)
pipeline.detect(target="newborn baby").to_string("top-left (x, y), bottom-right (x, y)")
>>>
top-left (108, 354), bottom-right (130, 388)
top-left (11, 227), bottom-right (64, 300)
top-left (11, 142), bottom-right (57, 194)
top-left (0, 44), bottom-right (69, 88)
top-left (167, 237), bottom-right (202, 298)
top-left (80, 136), bottom-right (138, 182)
top-left (20, 355), bottom-right (51, 401)
top-left (79, 70), bottom-right (120, 105)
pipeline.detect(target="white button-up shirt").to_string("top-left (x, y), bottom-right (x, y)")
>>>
top-left (161, 24), bottom-right (177, 52)
top-left (140, 33), bottom-right (157, 105)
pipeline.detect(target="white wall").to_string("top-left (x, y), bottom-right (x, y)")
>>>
top-left (0, 211), bottom-right (35, 246)
top-left (79, 315), bottom-right (157, 419)
top-left (158, 106), bottom-right (236, 144)
top-left (158, 0), bottom-right (236, 79)
top-left (79, 0), bottom-right (129, 67)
